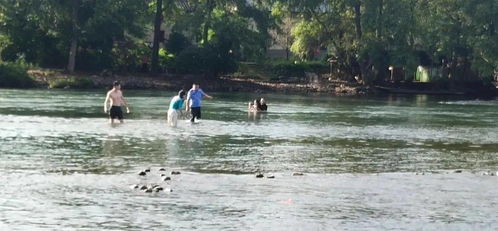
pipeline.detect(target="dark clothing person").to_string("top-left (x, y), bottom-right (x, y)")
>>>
top-left (259, 104), bottom-right (267, 111)
top-left (190, 107), bottom-right (201, 122)
top-left (110, 106), bottom-right (124, 120)
top-left (255, 100), bottom-right (262, 111)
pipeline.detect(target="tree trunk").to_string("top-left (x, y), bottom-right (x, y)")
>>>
top-left (408, 1), bottom-right (415, 47)
top-left (285, 37), bottom-right (290, 60)
top-left (202, 0), bottom-right (214, 45)
top-left (67, 0), bottom-right (80, 73)
top-left (151, 0), bottom-right (163, 73)
top-left (377, 0), bottom-right (383, 38)
top-left (353, 0), bottom-right (372, 85)
top-left (354, 1), bottom-right (362, 40)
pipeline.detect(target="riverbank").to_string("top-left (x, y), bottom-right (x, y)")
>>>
top-left (27, 68), bottom-right (370, 96)
top-left (22, 68), bottom-right (498, 97)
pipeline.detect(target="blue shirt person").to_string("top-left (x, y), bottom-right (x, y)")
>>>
top-left (169, 95), bottom-right (184, 110)
top-left (167, 90), bottom-right (186, 127)
top-left (186, 83), bottom-right (213, 122)
top-left (188, 88), bottom-right (205, 108)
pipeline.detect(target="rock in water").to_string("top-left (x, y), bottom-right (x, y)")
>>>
top-left (144, 168), bottom-right (151, 173)
top-left (267, 175), bottom-right (275, 179)
top-left (144, 188), bottom-right (153, 193)
top-left (162, 176), bottom-right (171, 181)
top-left (171, 171), bottom-right (181, 175)
top-left (159, 168), bottom-right (166, 171)
top-left (130, 184), bottom-right (139, 189)
top-left (138, 171), bottom-right (147, 176)
top-left (292, 172), bottom-right (304, 176)
top-left (454, 170), bottom-right (462, 173)
top-left (154, 187), bottom-right (164, 192)
top-left (256, 173), bottom-right (264, 178)
top-left (139, 185), bottom-right (148, 190)
top-left (160, 173), bottom-right (166, 177)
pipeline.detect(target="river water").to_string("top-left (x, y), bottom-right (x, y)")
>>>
top-left (0, 89), bottom-right (497, 230)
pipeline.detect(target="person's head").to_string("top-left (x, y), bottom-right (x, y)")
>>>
top-left (113, 81), bottom-right (121, 90)
top-left (178, 90), bottom-right (186, 99)
top-left (192, 83), bottom-right (199, 90)
top-left (254, 99), bottom-right (261, 106)
top-left (260, 98), bottom-right (266, 104)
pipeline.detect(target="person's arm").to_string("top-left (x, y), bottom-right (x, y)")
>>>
top-left (201, 89), bottom-right (213, 99)
top-left (121, 95), bottom-right (130, 113)
top-left (104, 92), bottom-right (110, 113)
top-left (185, 91), bottom-right (191, 111)
top-left (178, 100), bottom-right (186, 117)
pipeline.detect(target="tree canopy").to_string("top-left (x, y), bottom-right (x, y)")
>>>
top-left (0, 0), bottom-right (495, 83)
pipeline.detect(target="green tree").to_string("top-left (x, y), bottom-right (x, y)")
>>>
top-left (169, 0), bottom-right (274, 61)
top-left (0, 0), bottom-right (149, 71)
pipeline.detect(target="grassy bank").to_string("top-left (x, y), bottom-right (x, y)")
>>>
top-left (234, 60), bottom-right (328, 82)
top-left (47, 77), bottom-right (95, 89)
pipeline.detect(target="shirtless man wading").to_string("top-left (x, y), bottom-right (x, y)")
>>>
top-left (104, 81), bottom-right (130, 124)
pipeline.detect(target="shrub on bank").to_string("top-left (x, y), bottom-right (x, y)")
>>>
top-left (268, 60), bottom-right (328, 77)
top-left (48, 77), bottom-right (94, 89)
top-left (159, 49), bottom-right (175, 71)
top-left (174, 46), bottom-right (237, 76)
top-left (0, 62), bottom-right (35, 88)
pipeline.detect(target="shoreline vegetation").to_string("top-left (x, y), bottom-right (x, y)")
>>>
top-left (27, 67), bottom-right (369, 96)
top-left (0, 64), bottom-right (496, 97)
top-left (0, 1), bottom-right (496, 97)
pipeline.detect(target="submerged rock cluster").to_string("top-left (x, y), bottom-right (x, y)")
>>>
top-left (132, 167), bottom-right (180, 194)
top-left (481, 171), bottom-right (498, 176)
top-left (131, 183), bottom-right (171, 193)
top-left (254, 172), bottom-right (304, 178)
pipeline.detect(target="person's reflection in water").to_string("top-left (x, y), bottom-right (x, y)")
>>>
top-left (164, 135), bottom-right (183, 163)
top-left (102, 136), bottom-right (128, 157)
top-left (415, 94), bottom-right (428, 107)
top-left (387, 95), bottom-right (401, 106)
top-left (99, 136), bottom-right (133, 173)
top-left (248, 109), bottom-right (267, 122)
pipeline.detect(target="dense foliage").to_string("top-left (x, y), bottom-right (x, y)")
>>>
top-left (0, 0), bottom-right (495, 84)
top-left (0, 62), bottom-right (34, 88)
top-left (273, 0), bottom-right (497, 84)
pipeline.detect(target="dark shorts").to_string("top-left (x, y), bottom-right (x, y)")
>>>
top-left (190, 107), bottom-right (201, 122)
top-left (110, 106), bottom-right (124, 120)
